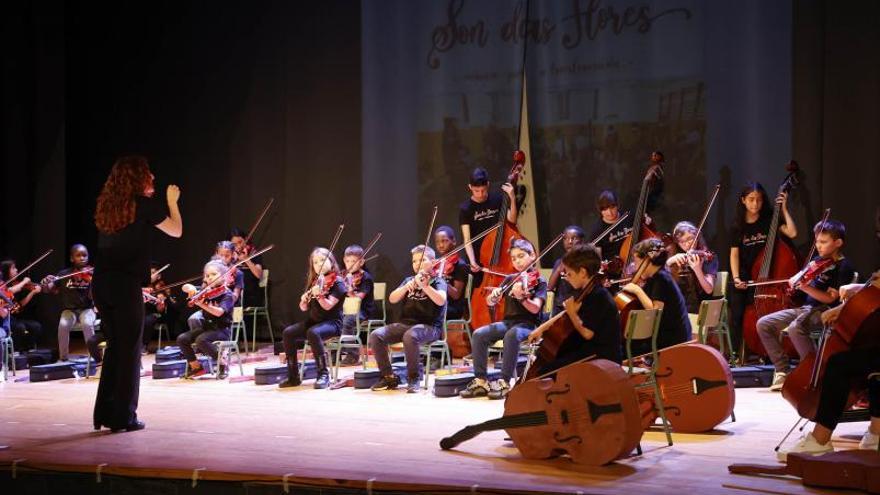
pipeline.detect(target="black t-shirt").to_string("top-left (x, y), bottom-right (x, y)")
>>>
top-left (346, 270), bottom-right (375, 319)
top-left (95, 195), bottom-right (168, 285)
top-left (55, 267), bottom-right (94, 310)
top-left (798, 256), bottom-right (856, 307)
top-left (641, 268), bottom-right (692, 349)
top-left (550, 257), bottom-right (574, 315)
top-left (588, 216), bottom-right (634, 264)
top-left (501, 272), bottom-right (547, 326)
top-left (557, 286), bottom-right (622, 364)
top-left (669, 252), bottom-right (719, 314)
top-left (730, 215), bottom-right (772, 279)
top-left (201, 289), bottom-right (236, 332)
top-left (442, 257), bottom-right (469, 319)
top-left (307, 278), bottom-right (346, 323)
top-left (459, 191), bottom-right (504, 256)
top-left (240, 254), bottom-right (264, 307)
top-left (398, 276), bottom-right (447, 328)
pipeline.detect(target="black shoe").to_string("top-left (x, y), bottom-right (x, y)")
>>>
top-left (371, 374), bottom-right (400, 391)
top-left (314, 372), bottom-right (330, 389)
top-left (217, 364), bottom-right (229, 380)
top-left (278, 377), bottom-right (301, 388)
top-left (278, 354), bottom-right (302, 388)
top-left (111, 421), bottom-right (146, 433)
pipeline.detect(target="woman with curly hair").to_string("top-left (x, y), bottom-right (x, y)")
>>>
top-left (92, 156), bottom-right (182, 433)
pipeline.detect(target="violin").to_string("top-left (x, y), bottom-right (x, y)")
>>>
top-left (344, 271), bottom-right (364, 295)
top-left (185, 284), bottom-right (227, 307)
top-left (305, 272), bottom-right (338, 302)
top-left (0, 288), bottom-right (19, 313)
top-left (433, 252), bottom-right (459, 278)
top-left (490, 269), bottom-right (540, 305)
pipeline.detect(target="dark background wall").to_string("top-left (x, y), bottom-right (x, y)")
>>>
top-left (2, 0), bottom-right (878, 341)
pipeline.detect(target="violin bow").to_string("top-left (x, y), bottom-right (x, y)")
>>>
top-left (590, 212), bottom-right (631, 245)
top-left (691, 184), bottom-right (721, 251)
top-left (190, 245), bottom-right (275, 301)
top-left (803, 208), bottom-right (832, 267)
top-left (162, 275), bottom-right (203, 291)
top-left (343, 232), bottom-right (382, 276)
top-left (153, 263), bottom-right (171, 277)
top-left (415, 206), bottom-right (439, 273)
top-left (52, 266), bottom-right (94, 282)
top-left (308, 224), bottom-right (345, 291)
top-left (0, 249), bottom-right (53, 289)
top-left (244, 198), bottom-right (275, 247)
top-left (436, 224), bottom-right (500, 264)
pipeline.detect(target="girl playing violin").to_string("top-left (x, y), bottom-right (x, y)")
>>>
top-left (177, 260), bottom-right (236, 379)
top-left (433, 226), bottom-right (469, 320)
top-left (230, 228), bottom-right (266, 308)
top-left (666, 221), bottom-right (718, 314)
top-left (214, 240), bottom-right (244, 304)
top-left (141, 263), bottom-right (173, 353)
top-left (41, 244), bottom-right (96, 362)
top-left (369, 245), bottom-right (448, 393)
top-left (729, 181), bottom-right (797, 359)
top-left (339, 244), bottom-right (375, 366)
top-left (528, 244), bottom-right (622, 371)
top-left (460, 239), bottom-right (546, 400)
top-left (619, 238), bottom-right (692, 356)
top-left (547, 225), bottom-right (586, 316)
top-left (757, 219), bottom-right (855, 391)
top-left (0, 260), bottom-right (43, 350)
top-left (279, 247), bottom-right (346, 389)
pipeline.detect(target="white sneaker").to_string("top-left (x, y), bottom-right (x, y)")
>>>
top-left (777, 432), bottom-right (834, 461)
top-left (769, 372), bottom-right (787, 392)
top-left (859, 431), bottom-right (879, 450)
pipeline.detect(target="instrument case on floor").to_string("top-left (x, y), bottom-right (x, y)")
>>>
top-left (26, 348), bottom-right (56, 367)
top-left (253, 360), bottom-right (316, 385)
top-left (152, 356), bottom-right (213, 379)
top-left (353, 363), bottom-right (408, 389)
top-left (155, 346), bottom-right (184, 363)
top-left (432, 369), bottom-right (502, 397)
top-left (29, 362), bottom-right (76, 382)
top-left (731, 365), bottom-right (774, 388)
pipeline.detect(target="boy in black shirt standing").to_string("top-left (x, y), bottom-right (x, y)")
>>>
top-left (41, 244), bottom-right (96, 362)
top-left (757, 219), bottom-right (855, 391)
top-left (369, 245), bottom-right (447, 393)
top-left (460, 239), bottom-right (546, 400)
top-left (620, 238), bottom-right (692, 356)
top-left (529, 244), bottom-right (621, 372)
top-left (459, 167), bottom-right (517, 284)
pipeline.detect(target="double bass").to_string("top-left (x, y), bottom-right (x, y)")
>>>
top-left (471, 151), bottom-right (529, 329)
top-left (742, 162), bottom-right (802, 357)
top-left (617, 161), bottom-right (664, 274)
top-left (440, 359), bottom-right (643, 466)
top-left (782, 277), bottom-right (880, 421)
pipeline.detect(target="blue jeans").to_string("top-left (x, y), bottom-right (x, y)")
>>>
top-left (368, 323), bottom-right (440, 379)
top-left (470, 321), bottom-right (534, 381)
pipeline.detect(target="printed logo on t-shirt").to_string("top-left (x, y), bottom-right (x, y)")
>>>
top-left (65, 278), bottom-right (90, 291)
top-left (608, 227), bottom-right (633, 244)
top-left (473, 207), bottom-right (500, 222)
top-left (742, 232), bottom-right (767, 247)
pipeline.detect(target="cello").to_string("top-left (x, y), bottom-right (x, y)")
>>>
top-left (781, 276), bottom-right (880, 421)
top-left (471, 150), bottom-right (529, 329)
top-left (742, 162), bottom-right (802, 357)
top-left (440, 359), bottom-right (643, 466)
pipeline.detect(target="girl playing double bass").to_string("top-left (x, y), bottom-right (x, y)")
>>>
top-left (728, 181), bottom-right (797, 358)
top-left (279, 247), bottom-right (345, 389)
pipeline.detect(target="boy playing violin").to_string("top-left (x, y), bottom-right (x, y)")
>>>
top-left (757, 219), bottom-right (855, 391)
top-left (528, 244), bottom-right (621, 373)
top-left (279, 247), bottom-right (346, 389)
top-left (433, 226), bottom-right (469, 320)
top-left (177, 260), bottom-right (236, 379)
top-left (369, 245), bottom-right (447, 393)
top-left (460, 238), bottom-right (546, 400)
top-left (41, 244), bottom-right (96, 362)
top-left (339, 244), bottom-right (375, 366)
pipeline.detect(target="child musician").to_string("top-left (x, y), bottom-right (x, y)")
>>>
top-left (666, 221), bottom-right (718, 314)
top-left (529, 244), bottom-right (621, 373)
top-left (0, 260), bottom-right (43, 350)
top-left (230, 227), bottom-right (266, 308)
top-left (757, 219), bottom-right (855, 391)
top-left (729, 181), bottom-right (797, 358)
top-left (41, 244), bottom-right (96, 362)
top-left (587, 190), bottom-right (633, 266)
top-left (177, 260), bottom-right (236, 379)
top-left (460, 239), bottom-right (546, 400)
top-left (214, 240), bottom-right (244, 304)
top-left (279, 247), bottom-right (346, 389)
top-left (339, 244), bottom-right (375, 366)
top-left (548, 225), bottom-right (586, 316)
top-left (433, 226), bottom-right (469, 320)
top-left (620, 238), bottom-right (692, 356)
top-left (142, 264), bottom-right (173, 353)
top-left (369, 245), bottom-right (447, 393)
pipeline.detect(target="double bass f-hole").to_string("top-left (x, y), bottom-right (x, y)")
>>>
top-left (544, 383), bottom-right (571, 403)
top-left (553, 432), bottom-right (583, 445)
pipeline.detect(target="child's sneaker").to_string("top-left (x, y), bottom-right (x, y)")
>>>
top-left (459, 378), bottom-right (490, 398)
top-left (769, 371), bottom-right (787, 392)
top-left (371, 374), bottom-right (401, 391)
top-left (487, 379), bottom-right (510, 400)
top-left (776, 432), bottom-right (834, 461)
top-left (858, 430), bottom-right (879, 450)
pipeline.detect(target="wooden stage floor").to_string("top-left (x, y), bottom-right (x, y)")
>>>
top-left (0, 349), bottom-right (870, 494)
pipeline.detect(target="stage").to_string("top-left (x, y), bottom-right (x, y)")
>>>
top-left (0, 348), bottom-right (867, 494)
